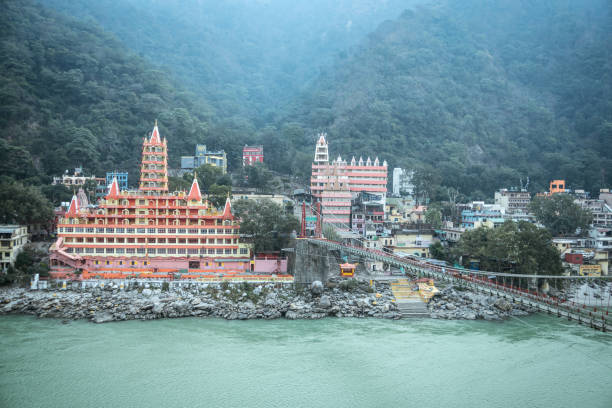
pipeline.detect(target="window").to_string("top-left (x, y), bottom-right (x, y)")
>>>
top-left (126, 248), bottom-right (135, 254)
top-left (168, 238), bottom-right (176, 244)
top-left (96, 228), bottom-right (104, 233)
top-left (199, 248), bottom-right (207, 254)
top-left (225, 229), bottom-right (232, 234)
top-left (106, 228), bottom-right (114, 233)
top-left (137, 228), bottom-right (146, 234)
top-left (240, 248), bottom-right (248, 255)
top-left (188, 249), bottom-right (198, 255)
top-left (188, 229), bottom-right (198, 234)
top-left (96, 248), bottom-right (104, 253)
top-left (116, 228), bottom-right (125, 233)
top-left (85, 248), bottom-right (94, 253)
top-left (200, 229), bottom-right (207, 234)
top-left (137, 248), bottom-right (145, 254)
top-left (158, 228), bottom-right (166, 234)
top-left (107, 248), bottom-right (114, 254)
top-left (148, 228), bottom-right (156, 234)
top-left (232, 249), bottom-right (237, 254)
top-left (75, 228), bottom-right (84, 233)
top-left (216, 249), bottom-right (223, 254)
top-left (116, 248), bottom-right (124, 254)
top-left (178, 228), bottom-right (186, 234)
top-left (177, 248), bottom-right (186, 254)
top-left (208, 249), bottom-right (215, 254)
top-left (225, 249), bottom-right (231, 254)
top-left (127, 228), bottom-right (135, 234)
top-left (65, 227), bottom-right (73, 233)
top-left (168, 228), bottom-right (176, 234)
top-left (167, 248), bottom-right (176, 254)
top-left (157, 248), bottom-right (166, 254)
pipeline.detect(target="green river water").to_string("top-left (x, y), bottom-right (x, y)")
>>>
top-left (1, 314), bottom-right (611, 408)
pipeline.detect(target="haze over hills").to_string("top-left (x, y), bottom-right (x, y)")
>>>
top-left (41, 0), bottom-right (423, 126)
top-left (286, 0), bottom-right (612, 197)
top-left (2, 0), bottom-right (611, 200)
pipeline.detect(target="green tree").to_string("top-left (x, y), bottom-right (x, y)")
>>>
top-left (454, 221), bottom-right (562, 276)
top-left (0, 177), bottom-right (54, 226)
top-left (232, 199), bottom-right (299, 252)
top-left (425, 205), bottom-right (442, 228)
top-left (529, 195), bottom-right (592, 236)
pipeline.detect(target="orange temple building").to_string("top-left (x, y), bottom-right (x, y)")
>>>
top-left (49, 122), bottom-right (252, 279)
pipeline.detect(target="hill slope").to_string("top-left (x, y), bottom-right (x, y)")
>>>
top-left (41, 0), bottom-right (424, 127)
top-left (0, 0), bottom-right (222, 180)
top-left (285, 0), bottom-right (612, 197)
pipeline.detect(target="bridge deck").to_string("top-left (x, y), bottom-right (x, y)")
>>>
top-left (305, 238), bottom-right (611, 332)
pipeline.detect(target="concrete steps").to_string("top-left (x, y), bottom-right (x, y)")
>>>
top-left (391, 278), bottom-right (430, 318)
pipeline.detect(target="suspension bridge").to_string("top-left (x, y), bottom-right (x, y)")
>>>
top-left (300, 236), bottom-right (612, 332)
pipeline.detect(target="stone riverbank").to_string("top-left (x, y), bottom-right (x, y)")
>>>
top-left (0, 278), bottom-right (535, 323)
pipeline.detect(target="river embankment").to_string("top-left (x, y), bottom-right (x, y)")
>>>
top-left (0, 278), bottom-right (535, 323)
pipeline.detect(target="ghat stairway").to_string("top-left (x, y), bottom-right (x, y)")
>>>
top-left (301, 238), bottom-right (612, 331)
top-left (391, 278), bottom-right (430, 318)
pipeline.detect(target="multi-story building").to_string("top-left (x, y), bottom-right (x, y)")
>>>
top-left (392, 168), bottom-right (414, 197)
top-left (53, 167), bottom-right (103, 188)
top-left (0, 225), bottom-right (28, 272)
top-left (461, 202), bottom-right (505, 229)
top-left (350, 192), bottom-right (385, 236)
top-left (106, 172), bottom-right (128, 192)
top-left (181, 144), bottom-right (227, 174)
top-left (50, 123), bottom-right (250, 277)
top-left (310, 133), bottom-right (388, 230)
top-left (494, 188), bottom-right (531, 214)
top-left (242, 145), bottom-right (264, 166)
top-left (575, 198), bottom-right (612, 228)
top-left (549, 179), bottom-right (566, 195)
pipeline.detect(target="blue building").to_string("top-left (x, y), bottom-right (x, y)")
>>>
top-left (461, 202), bottom-right (505, 229)
top-left (181, 145), bottom-right (227, 174)
top-left (106, 172), bottom-right (128, 191)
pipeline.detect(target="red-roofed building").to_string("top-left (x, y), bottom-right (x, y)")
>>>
top-left (49, 122), bottom-right (251, 278)
top-left (242, 145), bottom-right (264, 166)
top-left (310, 133), bottom-right (388, 230)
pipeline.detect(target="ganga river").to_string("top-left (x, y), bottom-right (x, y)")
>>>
top-left (1, 315), bottom-right (611, 408)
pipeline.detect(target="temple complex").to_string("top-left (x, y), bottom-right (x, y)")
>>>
top-left (310, 133), bottom-right (388, 229)
top-left (50, 123), bottom-right (252, 279)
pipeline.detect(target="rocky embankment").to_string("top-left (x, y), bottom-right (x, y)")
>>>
top-left (0, 278), bottom-right (403, 323)
top-left (0, 279), bottom-right (537, 323)
top-left (429, 286), bottom-right (536, 320)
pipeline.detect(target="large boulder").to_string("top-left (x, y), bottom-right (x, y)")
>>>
top-left (141, 288), bottom-right (153, 297)
top-left (318, 295), bottom-right (332, 309)
top-left (494, 298), bottom-right (512, 312)
top-left (310, 281), bottom-right (324, 295)
top-left (92, 311), bottom-right (114, 324)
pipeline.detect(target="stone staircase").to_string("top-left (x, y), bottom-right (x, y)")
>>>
top-left (391, 278), bottom-right (430, 318)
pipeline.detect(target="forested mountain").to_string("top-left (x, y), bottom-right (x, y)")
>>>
top-left (2, 0), bottom-right (610, 201)
top-left (41, 0), bottom-right (421, 127)
top-left (0, 0), bottom-right (226, 180)
top-left (285, 0), bottom-right (612, 198)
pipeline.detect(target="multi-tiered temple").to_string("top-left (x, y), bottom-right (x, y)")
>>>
top-left (50, 123), bottom-right (251, 279)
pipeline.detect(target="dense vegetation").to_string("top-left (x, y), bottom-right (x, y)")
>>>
top-left (529, 195), bottom-right (593, 237)
top-left (2, 0), bottom-right (610, 208)
top-left (41, 0), bottom-right (419, 126)
top-left (0, 0), bottom-right (217, 181)
top-left (286, 0), bottom-right (612, 198)
top-left (232, 199), bottom-right (299, 253)
top-left (432, 221), bottom-right (563, 276)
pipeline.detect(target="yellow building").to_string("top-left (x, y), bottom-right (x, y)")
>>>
top-left (0, 225), bottom-right (28, 272)
top-left (390, 229), bottom-right (434, 258)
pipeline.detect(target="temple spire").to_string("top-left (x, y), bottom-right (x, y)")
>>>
top-left (106, 176), bottom-right (120, 199)
top-left (150, 120), bottom-right (161, 144)
top-left (67, 194), bottom-right (79, 215)
top-left (139, 120), bottom-right (168, 194)
top-left (187, 174), bottom-right (202, 201)
top-left (222, 194), bottom-right (232, 218)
